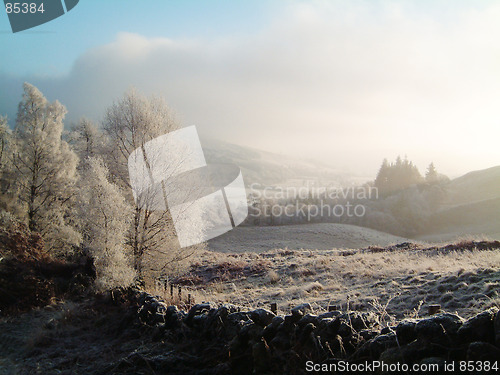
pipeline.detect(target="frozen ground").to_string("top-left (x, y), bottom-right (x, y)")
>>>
top-left (207, 223), bottom-right (412, 253)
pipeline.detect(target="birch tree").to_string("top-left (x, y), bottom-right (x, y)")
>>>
top-left (78, 157), bottom-right (135, 289)
top-left (67, 118), bottom-right (106, 164)
top-left (13, 83), bottom-right (81, 253)
top-left (103, 89), bottom-right (202, 281)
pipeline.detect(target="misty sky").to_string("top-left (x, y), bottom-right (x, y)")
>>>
top-left (1, 0), bottom-right (499, 177)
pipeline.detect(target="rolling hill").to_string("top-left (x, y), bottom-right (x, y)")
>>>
top-left (207, 223), bottom-right (410, 253)
top-left (418, 165), bottom-right (500, 242)
top-left (447, 165), bottom-right (500, 205)
top-left (200, 136), bottom-right (499, 245)
top-left (200, 137), bottom-right (370, 187)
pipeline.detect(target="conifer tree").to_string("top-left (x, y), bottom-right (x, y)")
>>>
top-left (13, 83), bottom-right (80, 253)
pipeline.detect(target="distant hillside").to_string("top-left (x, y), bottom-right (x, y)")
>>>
top-left (199, 139), bottom-right (500, 243)
top-left (447, 165), bottom-right (500, 205)
top-left (419, 197), bottom-right (500, 242)
top-left (418, 165), bottom-right (500, 242)
top-left (200, 137), bottom-right (369, 187)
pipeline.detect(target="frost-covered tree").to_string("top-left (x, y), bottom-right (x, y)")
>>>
top-left (0, 116), bottom-right (13, 183)
top-left (102, 89), bottom-right (203, 281)
top-left (0, 116), bottom-right (19, 214)
top-left (67, 118), bottom-right (106, 164)
top-left (103, 88), bottom-right (180, 185)
top-left (78, 157), bottom-right (135, 289)
top-left (13, 83), bottom-right (81, 253)
top-left (0, 116), bottom-right (10, 171)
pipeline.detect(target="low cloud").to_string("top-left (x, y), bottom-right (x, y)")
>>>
top-left (1, 1), bottom-right (500, 176)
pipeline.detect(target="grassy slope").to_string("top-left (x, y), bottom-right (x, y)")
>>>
top-left (1, 241), bottom-right (499, 374)
top-left (447, 165), bottom-right (500, 205)
top-left (208, 223), bottom-right (411, 253)
top-left (171, 241), bottom-right (500, 320)
top-left (419, 166), bottom-right (500, 241)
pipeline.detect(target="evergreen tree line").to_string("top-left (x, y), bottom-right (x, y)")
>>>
top-left (244, 157), bottom-right (450, 237)
top-left (374, 156), bottom-right (445, 195)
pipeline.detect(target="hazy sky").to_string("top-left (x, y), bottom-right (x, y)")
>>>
top-left (1, 0), bottom-right (499, 177)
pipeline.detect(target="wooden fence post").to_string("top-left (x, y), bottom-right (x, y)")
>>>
top-left (428, 304), bottom-right (441, 315)
top-left (270, 302), bottom-right (277, 314)
top-left (328, 305), bottom-right (337, 312)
